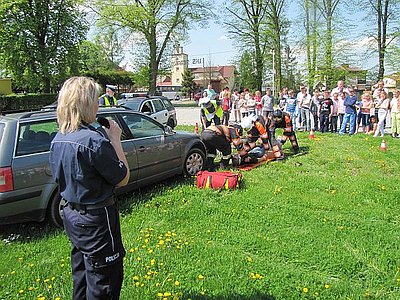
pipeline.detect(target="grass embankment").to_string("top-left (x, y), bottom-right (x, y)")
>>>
top-left (0, 129), bottom-right (399, 300)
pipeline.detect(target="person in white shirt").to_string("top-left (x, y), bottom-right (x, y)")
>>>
top-left (331, 80), bottom-right (348, 96)
top-left (298, 86), bottom-right (312, 131)
top-left (374, 90), bottom-right (390, 137)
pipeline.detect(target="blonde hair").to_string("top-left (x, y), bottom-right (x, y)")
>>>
top-left (57, 76), bottom-right (101, 134)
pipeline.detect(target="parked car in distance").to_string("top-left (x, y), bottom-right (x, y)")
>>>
top-left (0, 108), bottom-right (206, 227)
top-left (117, 96), bottom-right (177, 128)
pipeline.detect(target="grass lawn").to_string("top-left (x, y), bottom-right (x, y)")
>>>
top-left (0, 128), bottom-right (399, 300)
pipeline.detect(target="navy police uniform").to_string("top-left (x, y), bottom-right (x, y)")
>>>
top-left (49, 123), bottom-right (127, 300)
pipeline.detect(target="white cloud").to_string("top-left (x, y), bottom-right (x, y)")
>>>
top-left (218, 35), bottom-right (228, 41)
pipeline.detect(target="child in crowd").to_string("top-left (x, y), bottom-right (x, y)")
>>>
top-left (359, 91), bottom-right (372, 133)
top-left (285, 90), bottom-right (298, 130)
top-left (239, 93), bottom-right (249, 118)
top-left (366, 116), bottom-right (378, 135)
top-left (247, 93), bottom-right (256, 115)
top-left (221, 91), bottom-right (231, 125)
top-left (319, 90), bottom-right (332, 133)
top-left (310, 89), bottom-right (321, 131)
top-left (330, 93), bottom-right (339, 133)
top-left (254, 90), bottom-right (263, 115)
top-left (337, 91), bottom-right (346, 129)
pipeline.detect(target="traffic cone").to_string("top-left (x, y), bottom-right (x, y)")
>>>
top-left (194, 122), bottom-right (199, 134)
top-left (380, 139), bottom-right (387, 151)
top-left (308, 129), bottom-right (315, 139)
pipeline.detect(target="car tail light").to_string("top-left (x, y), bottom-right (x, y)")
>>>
top-left (0, 167), bottom-right (14, 192)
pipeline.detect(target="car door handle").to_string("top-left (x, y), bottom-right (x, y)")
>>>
top-left (138, 146), bottom-right (146, 152)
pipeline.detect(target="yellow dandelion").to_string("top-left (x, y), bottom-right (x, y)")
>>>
top-left (133, 276), bottom-right (139, 281)
top-left (163, 292), bottom-right (172, 297)
top-left (28, 287), bottom-right (34, 291)
top-left (200, 291), bottom-right (205, 295)
top-left (175, 280), bottom-right (180, 286)
top-left (157, 292), bottom-right (163, 297)
top-left (35, 278), bottom-right (41, 282)
top-left (19, 290), bottom-right (24, 294)
top-left (29, 263), bottom-right (34, 267)
top-left (150, 259), bottom-right (156, 265)
top-left (60, 264), bottom-right (65, 268)
top-left (325, 284), bottom-right (330, 289)
top-left (144, 238), bottom-right (149, 243)
top-left (129, 248), bottom-right (135, 253)
top-left (148, 249), bottom-right (154, 254)
top-left (198, 274), bottom-right (204, 280)
top-left (18, 257), bottom-right (23, 261)
top-left (55, 298), bottom-right (61, 300)
top-left (51, 276), bottom-right (56, 281)
top-left (37, 297), bottom-right (45, 300)
top-left (155, 282), bottom-right (160, 287)
top-left (47, 285), bottom-right (52, 289)
top-left (303, 287), bottom-right (309, 293)
top-left (167, 278), bottom-right (172, 282)
top-left (134, 281), bottom-right (140, 287)
top-left (136, 256), bottom-right (141, 261)
top-left (158, 240), bottom-right (165, 245)
top-left (44, 279), bottom-right (50, 283)
top-left (10, 271), bottom-right (15, 275)
top-left (247, 257), bottom-right (253, 262)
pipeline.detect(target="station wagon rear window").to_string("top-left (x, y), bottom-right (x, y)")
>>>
top-left (16, 121), bottom-right (59, 156)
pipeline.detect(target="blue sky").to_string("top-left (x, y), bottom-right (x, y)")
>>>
top-left (182, 1), bottom-right (379, 71)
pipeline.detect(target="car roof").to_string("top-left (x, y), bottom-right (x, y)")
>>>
top-left (0, 107), bottom-right (132, 122)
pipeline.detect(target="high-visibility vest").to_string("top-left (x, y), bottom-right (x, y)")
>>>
top-left (99, 94), bottom-right (117, 106)
top-left (203, 100), bottom-right (223, 120)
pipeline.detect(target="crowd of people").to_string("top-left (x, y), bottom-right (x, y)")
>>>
top-left (198, 80), bottom-right (400, 139)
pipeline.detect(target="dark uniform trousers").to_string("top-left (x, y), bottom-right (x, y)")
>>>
top-left (201, 130), bottom-right (231, 156)
top-left (63, 202), bottom-right (125, 300)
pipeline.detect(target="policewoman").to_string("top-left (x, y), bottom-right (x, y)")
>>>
top-left (49, 77), bottom-right (129, 299)
top-left (198, 91), bottom-right (223, 130)
top-left (98, 84), bottom-right (117, 106)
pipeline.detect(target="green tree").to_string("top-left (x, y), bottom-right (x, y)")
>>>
top-left (180, 69), bottom-right (197, 99)
top-left (223, 0), bottom-right (270, 91)
top-left (237, 51), bottom-right (258, 91)
top-left (95, 0), bottom-right (210, 95)
top-left (363, 0), bottom-right (400, 80)
top-left (0, 0), bottom-right (87, 92)
top-left (78, 41), bottom-right (114, 72)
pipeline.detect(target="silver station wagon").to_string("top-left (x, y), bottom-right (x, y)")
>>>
top-left (0, 108), bottom-right (205, 227)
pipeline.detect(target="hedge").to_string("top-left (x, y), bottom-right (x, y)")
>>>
top-left (0, 93), bottom-right (57, 112)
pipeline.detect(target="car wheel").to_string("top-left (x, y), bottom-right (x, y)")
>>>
top-left (48, 192), bottom-right (66, 228)
top-left (183, 148), bottom-right (205, 176)
top-left (167, 118), bottom-right (176, 128)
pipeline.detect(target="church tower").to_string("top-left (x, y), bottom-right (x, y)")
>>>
top-left (171, 45), bottom-right (188, 87)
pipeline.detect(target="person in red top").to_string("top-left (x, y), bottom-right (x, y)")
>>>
top-left (221, 91), bottom-right (231, 125)
top-left (254, 90), bottom-right (263, 116)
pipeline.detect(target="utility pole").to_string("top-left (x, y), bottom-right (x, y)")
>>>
top-left (272, 49), bottom-right (275, 96)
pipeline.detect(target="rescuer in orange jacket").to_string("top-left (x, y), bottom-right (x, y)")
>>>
top-left (201, 124), bottom-right (250, 169)
top-left (241, 114), bottom-right (284, 160)
top-left (269, 109), bottom-right (299, 153)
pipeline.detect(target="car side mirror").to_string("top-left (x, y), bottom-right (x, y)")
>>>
top-left (164, 125), bottom-right (174, 135)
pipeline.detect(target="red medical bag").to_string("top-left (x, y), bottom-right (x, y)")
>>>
top-left (196, 171), bottom-right (242, 190)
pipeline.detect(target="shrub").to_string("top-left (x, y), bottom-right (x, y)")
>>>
top-left (0, 93), bottom-right (57, 112)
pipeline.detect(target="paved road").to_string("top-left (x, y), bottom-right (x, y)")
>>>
top-left (175, 106), bottom-right (200, 125)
